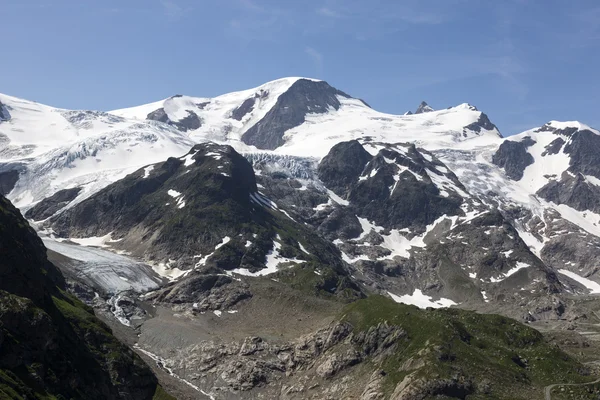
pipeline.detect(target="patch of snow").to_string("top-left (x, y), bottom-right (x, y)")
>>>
top-left (481, 291), bottom-right (489, 302)
top-left (558, 269), bottom-right (600, 294)
top-left (181, 151), bottom-right (196, 167)
top-left (490, 262), bottom-right (530, 283)
top-left (388, 289), bottom-right (457, 309)
top-left (229, 234), bottom-right (305, 276)
top-left (168, 189), bottom-right (182, 198)
top-left (69, 232), bottom-right (115, 248)
top-left (143, 165), bottom-right (154, 178)
top-left (298, 242), bottom-right (310, 255)
top-left (326, 189), bottom-right (349, 206)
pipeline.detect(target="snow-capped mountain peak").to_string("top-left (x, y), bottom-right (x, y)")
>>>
top-left (415, 101), bottom-right (434, 114)
top-left (536, 120), bottom-right (599, 135)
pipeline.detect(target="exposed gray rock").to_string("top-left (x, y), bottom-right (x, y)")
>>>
top-left (241, 79), bottom-right (353, 150)
top-left (147, 108), bottom-right (202, 132)
top-left (317, 140), bottom-right (372, 198)
top-left (414, 101), bottom-right (434, 114)
top-left (492, 137), bottom-right (535, 180)
top-left (231, 90), bottom-right (268, 121)
top-left (0, 169), bottom-right (19, 196)
top-left (542, 137), bottom-right (565, 156)
top-left (0, 101), bottom-right (10, 121)
top-left (25, 187), bottom-right (81, 221)
top-left (463, 112), bottom-right (501, 137)
top-left (538, 171), bottom-right (600, 214)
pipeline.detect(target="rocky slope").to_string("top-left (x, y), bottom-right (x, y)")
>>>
top-left (45, 143), bottom-right (362, 316)
top-left (132, 294), bottom-right (593, 399)
top-left (0, 194), bottom-right (169, 399)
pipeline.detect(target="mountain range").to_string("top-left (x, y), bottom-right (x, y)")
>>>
top-left (1, 77), bottom-right (600, 399)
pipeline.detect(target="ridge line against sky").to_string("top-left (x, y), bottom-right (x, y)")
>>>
top-left (1, 0), bottom-right (598, 136)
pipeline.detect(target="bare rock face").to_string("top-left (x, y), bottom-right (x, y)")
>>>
top-left (241, 79), bottom-right (353, 150)
top-left (147, 108), bottom-right (202, 131)
top-left (318, 140), bottom-right (372, 197)
top-left (492, 137), bottom-right (535, 180)
top-left (414, 101), bottom-right (434, 114)
top-left (25, 187), bottom-right (81, 221)
top-left (0, 101), bottom-right (10, 121)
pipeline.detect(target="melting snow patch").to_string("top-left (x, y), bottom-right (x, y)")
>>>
top-left (213, 310), bottom-right (222, 317)
top-left (168, 189), bottom-right (182, 197)
top-left (181, 152), bottom-right (196, 167)
top-left (194, 236), bottom-right (231, 269)
top-left (388, 289), bottom-right (457, 309)
top-left (326, 189), bottom-right (349, 206)
top-left (70, 232), bottom-right (115, 248)
top-left (558, 269), bottom-right (600, 294)
top-left (481, 291), bottom-right (489, 302)
top-left (502, 250), bottom-right (514, 258)
top-left (142, 165), bottom-right (154, 178)
top-left (229, 234), bottom-right (305, 276)
top-left (490, 262), bottom-right (530, 283)
top-left (298, 242), bottom-right (310, 255)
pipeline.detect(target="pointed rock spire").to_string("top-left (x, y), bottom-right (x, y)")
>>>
top-left (415, 101), bottom-right (434, 114)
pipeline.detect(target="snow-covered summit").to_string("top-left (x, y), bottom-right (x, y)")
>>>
top-left (0, 77), bottom-right (503, 213)
top-left (110, 78), bottom-right (502, 158)
top-left (537, 120), bottom-right (599, 135)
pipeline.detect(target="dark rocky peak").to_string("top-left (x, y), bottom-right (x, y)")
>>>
top-left (46, 143), bottom-right (352, 280)
top-left (464, 111), bottom-right (502, 137)
top-left (492, 137), bottom-right (536, 180)
top-left (563, 129), bottom-right (600, 178)
top-left (535, 127), bottom-right (600, 214)
top-left (404, 110), bottom-right (413, 115)
top-left (318, 142), bottom-right (466, 231)
top-left (0, 100), bottom-right (11, 121)
top-left (415, 101), bottom-right (434, 114)
top-left (241, 79), bottom-right (354, 150)
top-left (317, 140), bottom-right (372, 198)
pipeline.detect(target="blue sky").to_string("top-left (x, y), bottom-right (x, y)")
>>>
top-left (1, 0), bottom-right (599, 135)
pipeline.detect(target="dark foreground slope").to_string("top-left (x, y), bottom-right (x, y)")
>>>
top-left (0, 195), bottom-right (168, 399)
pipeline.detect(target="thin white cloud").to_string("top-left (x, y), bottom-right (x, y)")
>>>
top-left (160, 0), bottom-right (183, 21)
top-left (305, 46), bottom-right (324, 78)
